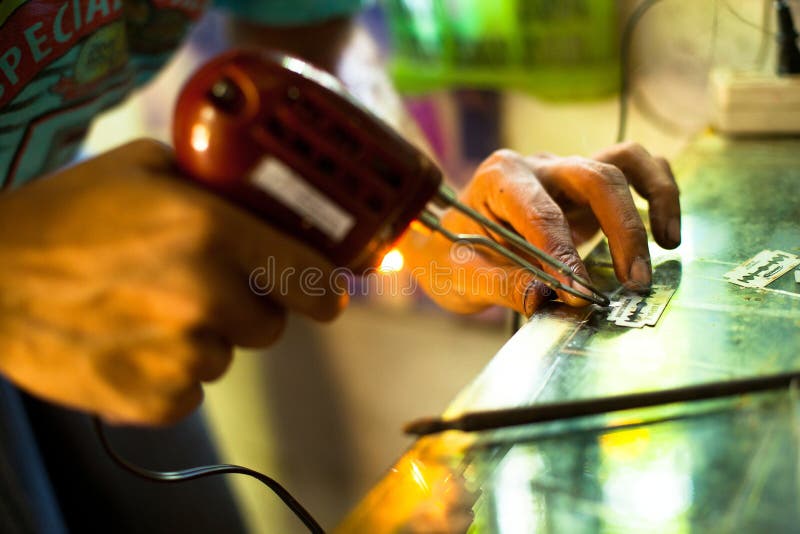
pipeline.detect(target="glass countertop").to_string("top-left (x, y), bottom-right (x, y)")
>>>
top-left (335, 135), bottom-right (800, 534)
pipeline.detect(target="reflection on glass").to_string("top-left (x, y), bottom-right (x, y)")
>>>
top-left (599, 423), bottom-right (692, 532)
top-left (447, 316), bottom-right (571, 414)
top-left (493, 447), bottom-right (544, 534)
top-left (336, 137), bottom-right (800, 534)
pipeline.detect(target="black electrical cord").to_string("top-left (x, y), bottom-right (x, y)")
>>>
top-left (775, 0), bottom-right (800, 73)
top-left (617, 0), bottom-right (665, 143)
top-left (92, 417), bottom-right (325, 534)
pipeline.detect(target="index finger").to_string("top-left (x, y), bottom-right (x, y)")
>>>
top-left (594, 142), bottom-right (681, 249)
top-left (471, 152), bottom-right (594, 307)
top-left (535, 157), bottom-right (652, 292)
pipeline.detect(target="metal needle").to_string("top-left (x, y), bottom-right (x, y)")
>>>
top-left (405, 371), bottom-right (800, 436)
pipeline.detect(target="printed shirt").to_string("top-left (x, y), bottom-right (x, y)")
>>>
top-left (0, 0), bottom-right (365, 189)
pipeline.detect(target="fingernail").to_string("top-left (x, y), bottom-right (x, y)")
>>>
top-left (571, 281), bottom-right (594, 304)
top-left (667, 218), bottom-right (681, 245)
top-left (523, 281), bottom-right (554, 316)
top-left (626, 256), bottom-right (651, 292)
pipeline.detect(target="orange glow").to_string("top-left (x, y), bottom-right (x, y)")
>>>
top-left (334, 437), bottom-right (477, 533)
top-left (191, 124), bottom-right (210, 152)
top-left (409, 220), bottom-right (432, 236)
top-left (379, 248), bottom-right (404, 272)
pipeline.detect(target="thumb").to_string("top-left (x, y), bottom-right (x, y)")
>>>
top-left (515, 272), bottom-right (557, 317)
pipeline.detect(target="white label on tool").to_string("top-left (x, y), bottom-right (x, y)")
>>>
top-left (723, 250), bottom-right (800, 288)
top-left (250, 158), bottom-right (355, 242)
top-left (607, 285), bottom-right (676, 328)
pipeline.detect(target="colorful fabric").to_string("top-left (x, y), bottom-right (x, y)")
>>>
top-left (0, 0), bottom-right (365, 189)
top-left (215, 0), bottom-right (366, 26)
top-left (0, 0), bottom-right (207, 188)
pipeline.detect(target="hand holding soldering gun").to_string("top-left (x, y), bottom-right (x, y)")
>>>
top-left (0, 140), bottom-right (345, 425)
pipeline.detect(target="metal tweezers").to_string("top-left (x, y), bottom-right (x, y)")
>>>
top-left (419, 185), bottom-right (610, 307)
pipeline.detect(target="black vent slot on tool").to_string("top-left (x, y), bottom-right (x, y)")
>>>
top-left (330, 126), bottom-right (361, 158)
top-left (317, 156), bottom-right (336, 176)
top-left (265, 116), bottom-right (286, 141)
top-left (372, 155), bottom-right (403, 189)
top-left (293, 136), bottom-right (312, 158)
top-left (208, 77), bottom-right (244, 114)
top-left (286, 88), bottom-right (321, 125)
top-left (297, 101), bottom-right (321, 124)
top-left (366, 194), bottom-right (384, 213)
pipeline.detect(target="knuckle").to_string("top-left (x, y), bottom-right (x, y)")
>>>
top-left (655, 155), bottom-right (674, 174)
top-left (589, 162), bottom-right (628, 187)
top-left (488, 148), bottom-right (518, 163)
top-left (615, 141), bottom-right (650, 164)
top-left (528, 201), bottom-right (567, 227)
top-left (544, 239), bottom-right (579, 264)
top-left (476, 150), bottom-right (517, 181)
top-left (619, 212), bottom-right (648, 239)
top-left (314, 293), bottom-right (347, 323)
top-left (563, 157), bottom-right (629, 190)
top-left (183, 329), bottom-right (233, 378)
top-left (262, 306), bottom-right (289, 341)
top-left (203, 351), bottom-right (233, 382)
top-left (649, 179), bottom-right (680, 199)
top-left (481, 149), bottom-right (524, 175)
top-left (617, 140), bottom-right (639, 151)
top-left (562, 155), bottom-right (588, 166)
top-left (124, 138), bottom-right (173, 166)
top-left (135, 137), bottom-right (171, 157)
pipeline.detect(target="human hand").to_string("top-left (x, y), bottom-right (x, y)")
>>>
top-left (399, 143), bottom-right (680, 316)
top-left (0, 140), bottom-right (345, 425)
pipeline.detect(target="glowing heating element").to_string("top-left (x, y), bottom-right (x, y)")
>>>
top-left (379, 249), bottom-right (404, 273)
